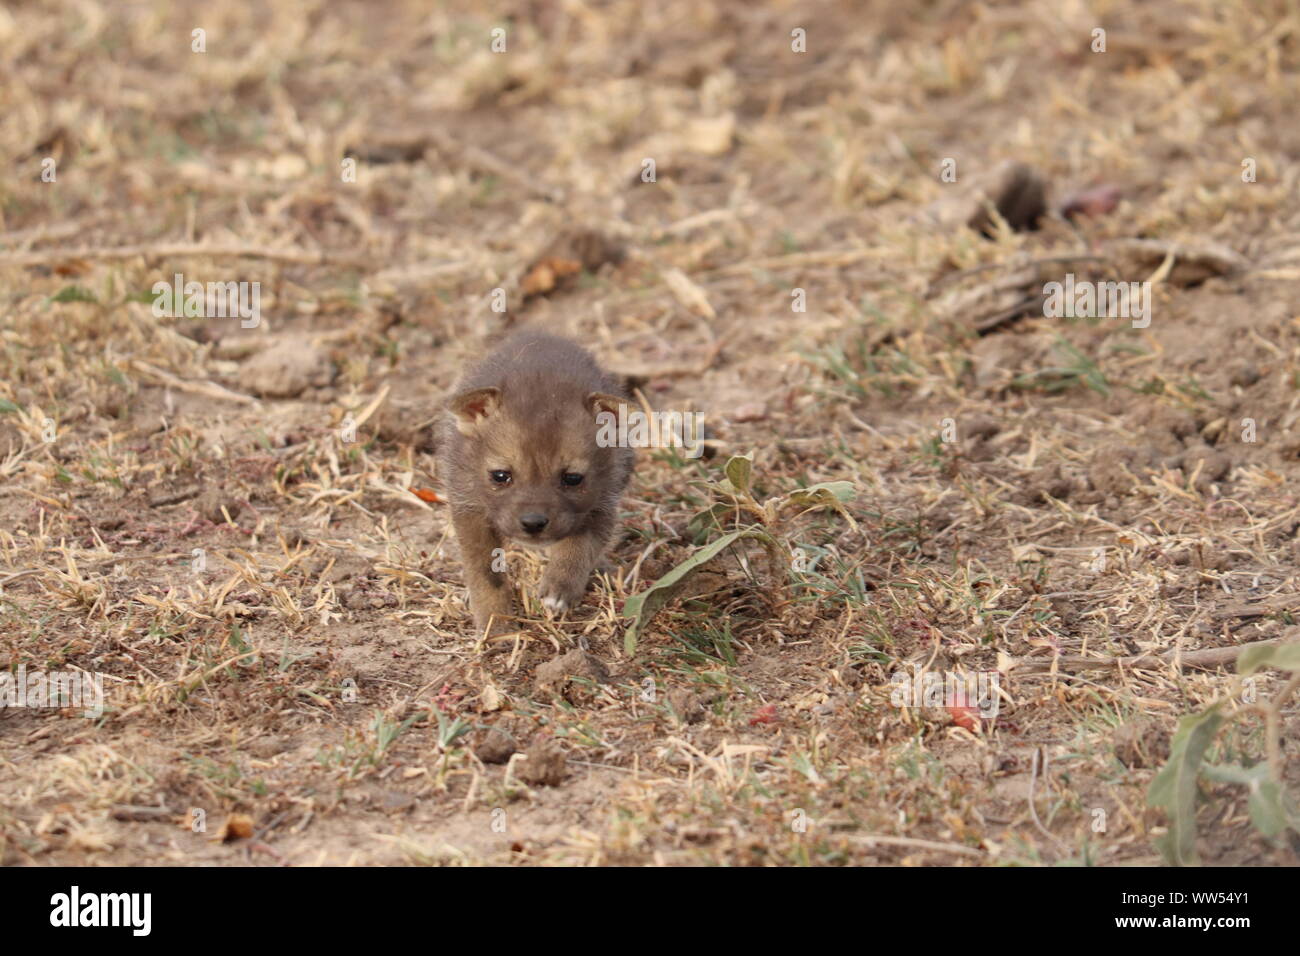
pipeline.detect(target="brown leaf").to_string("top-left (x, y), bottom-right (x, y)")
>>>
top-left (1060, 184), bottom-right (1121, 220)
top-left (520, 256), bottom-right (582, 298)
top-left (214, 812), bottom-right (255, 842)
top-left (52, 258), bottom-right (92, 277)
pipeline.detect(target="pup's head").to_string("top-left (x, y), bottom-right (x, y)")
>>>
top-left (450, 386), bottom-right (624, 544)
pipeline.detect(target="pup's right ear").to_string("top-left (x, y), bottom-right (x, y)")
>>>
top-left (450, 387), bottom-right (501, 436)
top-left (587, 392), bottom-right (625, 418)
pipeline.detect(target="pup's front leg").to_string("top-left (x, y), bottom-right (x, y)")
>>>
top-left (539, 515), bottom-right (614, 614)
top-left (451, 509), bottom-right (512, 634)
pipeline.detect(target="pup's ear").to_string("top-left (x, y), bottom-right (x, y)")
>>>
top-left (450, 387), bottom-right (501, 436)
top-left (587, 392), bottom-right (625, 418)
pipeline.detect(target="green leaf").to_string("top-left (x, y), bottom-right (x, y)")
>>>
top-left (1203, 763), bottom-right (1291, 839)
top-left (723, 454), bottom-right (753, 496)
top-left (1250, 779), bottom-right (1290, 839)
top-left (1237, 640), bottom-right (1300, 675)
top-left (1200, 762), bottom-right (1254, 785)
top-left (48, 284), bottom-right (98, 304)
top-left (0, 399), bottom-right (20, 414)
top-left (622, 528), bottom-right (772, 654)
top-left (783, 480), bottom-right (854, 505)
top-left (686, 502), bottom-right (734, 543)
top-left (1148, 703), bottom-right (1223, 866)
top-left (779, 481), bottom-right (857, 529)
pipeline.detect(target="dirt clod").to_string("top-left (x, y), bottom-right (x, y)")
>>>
top-left (473, 727), bottom-right (518, 765)
top-left (240, 338), bottom-right (334, 398)
top-left (1113, 718), bottom-right (1170, 769)
top-left (534, 650), bottom-right (610, 704)
top-left (968, 162), bottom-right (1048, 236)
top-left (667, 688), bottom-right (706, 723)
top-left (517, 737), bottom-right (567, 787)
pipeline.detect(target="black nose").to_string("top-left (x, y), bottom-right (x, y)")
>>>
top-left (520, 513), bottom-right (549, 534)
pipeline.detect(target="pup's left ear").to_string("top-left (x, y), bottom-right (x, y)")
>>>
top-left (587, 392), bottom-right (625, 418)
top-left (450, 386), bottom-right (501, 436)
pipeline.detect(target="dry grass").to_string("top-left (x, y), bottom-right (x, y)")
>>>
top-left (2, 0), bottom-right (1300, 866)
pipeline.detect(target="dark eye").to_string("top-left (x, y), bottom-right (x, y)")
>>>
top-left (489, 469), bottom-right (512, 485)
top-left (561, 472), bottom-right (584, 487)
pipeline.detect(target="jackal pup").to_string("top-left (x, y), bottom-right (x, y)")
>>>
top-left (441, 331), bottom-right (634, 633)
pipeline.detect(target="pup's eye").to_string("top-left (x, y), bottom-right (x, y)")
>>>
top-left (561, 472), bottom-right (584, 487)
top-left (489, 470), bottom-right (512, 485)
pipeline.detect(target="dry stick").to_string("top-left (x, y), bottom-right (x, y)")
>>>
top-left (930, 254), bottom-right (1110, 292)
top-left (0, 569), bottom-right (42, 587)
top-left (110, 804), bottom-right (176, 822)
top-left (175, 649), bottom-right (261, 695)
top-left (614, 336), bottom-right (727, 383)
top-left (248, 841), bottom-right (290, 866)
top-left (703, 246), bottom-right (888, 277)
top-left (1264, 670), bottom-right (1300, 784)
top-left (0, 243), bottom-right (371, 267)
top-left (1027, 748), bottom-right (1070, 855)
top-left (1014, 637), bottom-right (1284, 674)
top-left (419, 128), bottom-right (564, 204)
top-left (843, 833), bottom-right (984, 859)
top-left (975, 296), bottom-right (1042, 335)
top-left (130, 360), bottom-right (259, 406)
top-left (147, 488), bottom-right (202, 508)
top-left (0, 218), bottom-right (100, 247)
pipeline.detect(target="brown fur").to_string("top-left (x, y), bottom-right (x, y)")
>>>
top-left (440, 331), bottom-right (634, 633)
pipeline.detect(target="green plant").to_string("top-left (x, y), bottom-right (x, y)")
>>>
top-left (621, 453), bottom-right (854, 653)
top-left (1009, 337), bottom-right (1110, 396)
top-left (1147, 641), bottom-right (1300, 864)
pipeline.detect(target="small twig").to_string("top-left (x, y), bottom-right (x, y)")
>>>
top-left (0, 569), bottom-right (43, 587)
top-left (414, 128), bottom-right (564, 204)
top-left (702, 247), bottom-right (887, 278)
top-left (0, 217), bottom-right (101, 247)
top-left (1264, 670), bottom-right (1300, 783)
top-left (1027, 748), bottom-right (1070, 855)
top-left (110, 804), bottom-right (177, 822)
top-left (614, 337), bottom-right (727, 383)
top-left (975, 296), bottom-right (1041, 335)
top-left (0, 243), bottom-right (370, 267)
top-left (1014, 637), bottom-right (1284, 674)
top-left (148, 487), bottom-right (201, 508)
top-left (930, 254), bottom-right (1110, 292)
top-left (843, 833), bottom-right (984, 859)
top-left (131, 360), bottom-right (259, 406)
top-left (248, 841), bottom-right (291, 866)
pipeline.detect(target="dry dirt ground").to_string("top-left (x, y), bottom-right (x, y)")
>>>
top-left (3, 0), bottom-right (1300, 866)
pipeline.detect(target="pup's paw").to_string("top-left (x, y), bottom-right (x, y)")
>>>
top-left (539, 578), bottom-right (584, 616)
top-left (471, 589), bottom-right (514, 636)
top-left (540, 593), bottom-right (570, 615)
